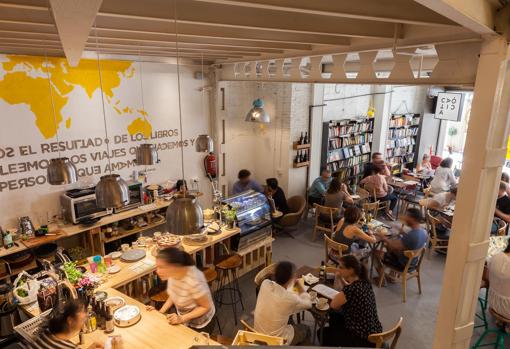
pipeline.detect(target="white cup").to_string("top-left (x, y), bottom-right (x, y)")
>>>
top-left (317, 297), bottom-right (328, 308)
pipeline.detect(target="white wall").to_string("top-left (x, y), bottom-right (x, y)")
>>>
top-left (0, 55), bottom-right (212, 227)
top-left (323, 84), bottom-right (373, 120)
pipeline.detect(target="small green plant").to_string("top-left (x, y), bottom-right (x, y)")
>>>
top-left (63, 261), bottom-right (83, 285)
top-left (222, 205), bottom-right (237, 222)
top-left (448, 126), bottom-right (458, 137)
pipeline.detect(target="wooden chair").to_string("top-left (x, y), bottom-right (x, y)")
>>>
top-left (254, 263), bottom-right (276, 297)
top-left (363, 201), bottom-right (380, 218)
top-left (324, 235), bottom-right (349, 266)
top-left (275, 196), bottom-right (306, 233)
top-left (240, 319), bottom-right (256, 332)
top-left (497, 220), bottom-right (508, 236)
top-left (426, 211), bottom-right (449, 256)
top-left (368, 317), bottom-right (403, 349)
top-left (367, 185), bottom-right (390, 218)
top-left (312, 204), bottom-right (339, 241)
top-left (378, 247), bottom-right (425, 303)
top-left (355, 187), bottom-right (370, 205)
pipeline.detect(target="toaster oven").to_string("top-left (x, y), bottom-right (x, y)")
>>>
top-left (113, 181), bottom-right (143, 213)
top-left (61, 187), bottom-right (112, 224)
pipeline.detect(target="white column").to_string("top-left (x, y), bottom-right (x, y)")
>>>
top-left (309, 83), bottom-right (325, 182)
top-left (371, 85), bottom-right (392, 156)
top-left (433, 36), bottom-right (510, 349)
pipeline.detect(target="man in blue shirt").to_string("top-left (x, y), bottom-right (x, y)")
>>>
top-left (232, 169), bottom-right (264, 194)
top-left (375, 208), bottom-right (428, 279)
top-left (308, 167), bottom-right (332, 206)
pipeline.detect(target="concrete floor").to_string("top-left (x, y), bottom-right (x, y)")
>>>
top-left (214, 218), bottom-right (491, 348)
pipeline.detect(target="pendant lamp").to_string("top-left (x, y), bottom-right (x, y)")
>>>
top-left (134, 58), bottom-right (158, 165)
top-left (44, 56), bottom-right (78, 185)
top-left (245, 98), bottom-right (270, 123)
top-left (93, 25), bottom-right (129, 209)
top-left (166, 1), bottom-right (203, 235)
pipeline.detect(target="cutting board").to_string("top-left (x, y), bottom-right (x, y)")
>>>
top-left (22, 230), bottom-right (65, 249)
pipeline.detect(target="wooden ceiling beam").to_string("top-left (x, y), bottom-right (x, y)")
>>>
top-left (85, 43), bottom-right (263, 56)
top-left (193, 0), bottom-right (458, 27)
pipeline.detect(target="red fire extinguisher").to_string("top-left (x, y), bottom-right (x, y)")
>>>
top-left (204, 152), bottom-right (217, 179)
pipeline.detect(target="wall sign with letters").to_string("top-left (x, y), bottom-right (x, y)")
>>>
top-left (435, 92), bottom-right (463, 121)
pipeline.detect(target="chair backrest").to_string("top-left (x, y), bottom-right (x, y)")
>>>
top-left (313, 203), bottom-right (338, 228)
top-left (287, 195), bottom-right (306, 214)
top-left (324, 235), bottom-right (349, 263)
top-left (403, 247), bottom-right (426, 273)
top-left (356, 187), bottom-right (370, 203)
top-left (426, 211), bottom-right (441, 240)
top-left (497, 220), bottom-right (508, 236)
top-left (423, 186), bottom-right (432, 197)
top-left (430, 155), bottom-right (442, 169)
top-left (240, 319), bottom-right (256, 332)
top-left (363, 201), bottom-right (380, 217)
top-left (254, 263), bottom-right (277, 287)
top-left (368, 317), bottom-right (404, 349)
top-left (15, 309), bottom-right (52, 344)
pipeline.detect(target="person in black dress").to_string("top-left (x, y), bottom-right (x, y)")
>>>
top-left (265, 178), bottom-right (289, 214)
top-left (321, 255), bottom-right (383, 347)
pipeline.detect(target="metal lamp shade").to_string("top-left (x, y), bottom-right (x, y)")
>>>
top-left (47, 158), bottom-right (78, 185)
top-left (195, 134), bottom-right (214, 153)
top-left (135, 143), bottom-right (158, 165)
top-left (165, 194), bottom-right (204, 235)
top-left (245, 98), bottom-right (270, 123)
top-left (95, 174), bottom-right (129, 209)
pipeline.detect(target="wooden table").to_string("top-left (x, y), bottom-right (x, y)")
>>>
top-left (79, 288), bottom-right (219, 349)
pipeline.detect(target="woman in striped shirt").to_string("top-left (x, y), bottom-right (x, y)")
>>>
top-left (147, 247), bottom-right (215, 333)
top-left (29, 299), bottom-right (103, 349)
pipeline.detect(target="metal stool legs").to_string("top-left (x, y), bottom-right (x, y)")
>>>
top-left (215, 267), bottom-right (244, 325)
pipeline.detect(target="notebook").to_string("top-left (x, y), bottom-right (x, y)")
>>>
top-left (311, 284), bottom-right (339, 300)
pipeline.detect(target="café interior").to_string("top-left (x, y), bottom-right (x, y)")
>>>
top-left (0, 1), bottom-right (510, 349)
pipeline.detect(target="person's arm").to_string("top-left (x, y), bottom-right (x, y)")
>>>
top-left (167, 295), bottom-right (211, 325)
top-left (159, 296), bottom-right (174, 314)
top-left (341, 184), bottom-right (354, 205)
top-left (448, 169), bottom-right (458, 184)
top-left (232, 181), bottom-right (241, 194)
top-left (352, 226), bottom-right (377, 244)
top-left (252, 180), bottom-right (264, 193)
top-left (360, 176), bottom-right (369, 186)
top-left (330, 291), bottom-right (347, 310)
top-left (495, 208), bottom-right (510, 223)
top-left (291, 281), bottom-right (312, 312)
top-left (334, 218), bottom-right (345, 233)
top-left (314, 180), bottom-right (327, 196)
top-left (378, 233), bottom-right (405, 252)
top-left (383, 164), bottom-right (391, 177)
top-left (416, 163), bottom-right (423, 172)
top-left (381, 176), bottom-right (388, 193)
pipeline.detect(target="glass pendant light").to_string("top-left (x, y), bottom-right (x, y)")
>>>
top-left (245, 98), bottom-right (270, 123)
top-left (134, 56), bottom-right (159, 165)
top-left (45, 56), bottom-right (78, 185)
top-left (166, 0), bottom-right (204, 235)
top-left (93, 25), bottom-right (129, 209)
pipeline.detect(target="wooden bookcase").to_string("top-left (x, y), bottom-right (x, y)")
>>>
top-left (385, 113), bottom-right (421, 175)
top-left (320, 118), bottom-right (374, 184)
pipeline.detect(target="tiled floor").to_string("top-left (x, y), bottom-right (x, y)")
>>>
top-left (214, 218), bottom-right (493, 348)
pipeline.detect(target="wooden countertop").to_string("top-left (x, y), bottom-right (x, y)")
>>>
top-left (22, 227), bottom-right (241, 317)
top-left (79, 288), bottom-right (219, 349)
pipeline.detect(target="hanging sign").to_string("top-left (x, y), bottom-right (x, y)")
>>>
top-left (434, 92), bottom-right (463, 121)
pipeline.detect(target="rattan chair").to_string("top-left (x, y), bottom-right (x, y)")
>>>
top-left (312, 203), bottom-right (339, 241)
top-left (426, 210), bottom-right (449, 256)
top-left (368, 316), bottom-right (403, 349)
top-left (324, 235), bottom-right (349, 266)
top-left (378, 247), bottom-right (426, 303)
top-left (14, 309), bottom-right (52, 345)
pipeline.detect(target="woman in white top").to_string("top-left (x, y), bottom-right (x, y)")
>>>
top-left (488, 242), bottom-right (510, 319)
top-left (430, 158), bottom-right (457, 193)
top-left (416, 154), bottom-right (432, 173)
top-left (147, 247), bottom-right (216, 332)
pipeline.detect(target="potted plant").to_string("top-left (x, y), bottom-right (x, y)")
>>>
top-left (222, 205), bottom-right (237, 229)
top-left (447, 126), bottom-right (458, 154)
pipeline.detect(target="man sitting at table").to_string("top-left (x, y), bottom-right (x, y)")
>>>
top-left (420, 187), bottom-right (457, 211)
top-left (265, 177), bottom-right (289, 214)
top-left (308, 167), bottom-right (332, 206)
top-left (374, 208), bottom-right (428, 283)
top-left (232, 169), bottom-right (264, 194)
top-left (495, 181), bottom-right (510, 224)
top-left (254, 261), bottom-right (312, 345)
top-left (363, 152), bottom-right (391, 178)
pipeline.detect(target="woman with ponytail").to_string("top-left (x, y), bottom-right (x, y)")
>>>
top-left (321, 255), bottom-right (382, 347)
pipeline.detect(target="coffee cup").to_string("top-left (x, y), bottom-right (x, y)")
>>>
top-left (121, 243), bottom-right (130, 252)
top-left (317, 297), bottom-right (328, 308)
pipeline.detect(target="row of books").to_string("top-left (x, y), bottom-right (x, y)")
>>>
top-left (387, 136), bottom-right (416, 149)
top-left (328, 133), bottom-right (372, 149)
top-left (327, 143), bottom-right (371, 163)
top-left (328, 120), bottom-right (374, 138)
top-left (389, 114), bottom-right (420, 128)
top-left (386, 145), bottom-right (415, 158)
top-left (328, 161), bottom-right (368, 179)
top-left (387, 153), bottom-right (415, 165)
top-left (388, 127), bottom-right (418, 139)
top-left (327, 155), bottom-right (370, 173)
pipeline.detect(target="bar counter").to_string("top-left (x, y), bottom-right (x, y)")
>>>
top-left (80, 288), bottom-right (219, 348)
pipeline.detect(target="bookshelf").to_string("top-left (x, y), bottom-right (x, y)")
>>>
top-left (320, 118), bottom-right (374, 184)
top-left (386, 113), bottom-right (421, 175)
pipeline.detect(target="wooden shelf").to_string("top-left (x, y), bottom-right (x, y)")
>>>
top-left (293, 161), bottom-right (310, 168)
top-left (0, 259), bottom-right (37, 280)
top-left (103, 219), bottom-right (166, 244)
top-left (293, 142), bottom-right (311, 150)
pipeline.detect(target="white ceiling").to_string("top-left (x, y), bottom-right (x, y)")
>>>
top-left (0, 0), bottom-right (503, 65)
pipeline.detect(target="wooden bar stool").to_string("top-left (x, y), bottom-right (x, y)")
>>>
top-left (201, 266), bottom-right (222, 335)
top-left (214, 254), bottom-right (245, 325)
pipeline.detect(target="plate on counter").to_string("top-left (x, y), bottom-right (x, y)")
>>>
top-left (105, 296), bottom-right (125, 311)
top-left (120, 249), bottom-right (146, 263)
top-left (114, 305), bottom-right (141, 327)
top-left (109, 251), bottom-right (122, 260)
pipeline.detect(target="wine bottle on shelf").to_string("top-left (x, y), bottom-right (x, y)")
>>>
top-left (303, 132), bottom-right (308, 144)
top-left (299, 132), bottom-right (304, 145)
top-left (303, 150), bottom-right (308, 162)
top-left (294, 152), bottom-right (300, 164)
top-left (300, 150), bottom-right (305, 163)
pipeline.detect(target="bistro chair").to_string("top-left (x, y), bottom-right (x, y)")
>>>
top-left (363, 201), bottom-right (380, 219)
top-left (240, 319), bottom-right (257, 332)
top-left (475, 266), bottom-right (490, 330)
top-left (14, 309), bottom-right (52, 345)
top-left (368, 316), bottom-right (403, 349)
top-left (366, 185), bottom-right (391, 219)
top-left (472, 308), bottom-right (510, 349)
top-left (355, 187), bottom-right (371, 205)
top-left (378, 247), bottom-right (425, 303)
top-left (254, 263), bottom-right (276, 296)
top-left (274, 195), bottom-right (306, 237)
top-left (426, 211), bottom-right (449, 256)
top-left (324, 235), bottom-right (349, 266)
top-left (311, 204), bottom-right (339, 241)
top-left (497, 220), bottom-right (508, 236)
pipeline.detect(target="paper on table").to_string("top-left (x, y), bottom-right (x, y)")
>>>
top-left (311, 284), bottom-right (339, 300)
top-left (129, 260), bottom-right (155, 273)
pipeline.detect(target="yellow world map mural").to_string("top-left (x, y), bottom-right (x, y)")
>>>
top-left (0, 55), bottom-right (151, 139)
